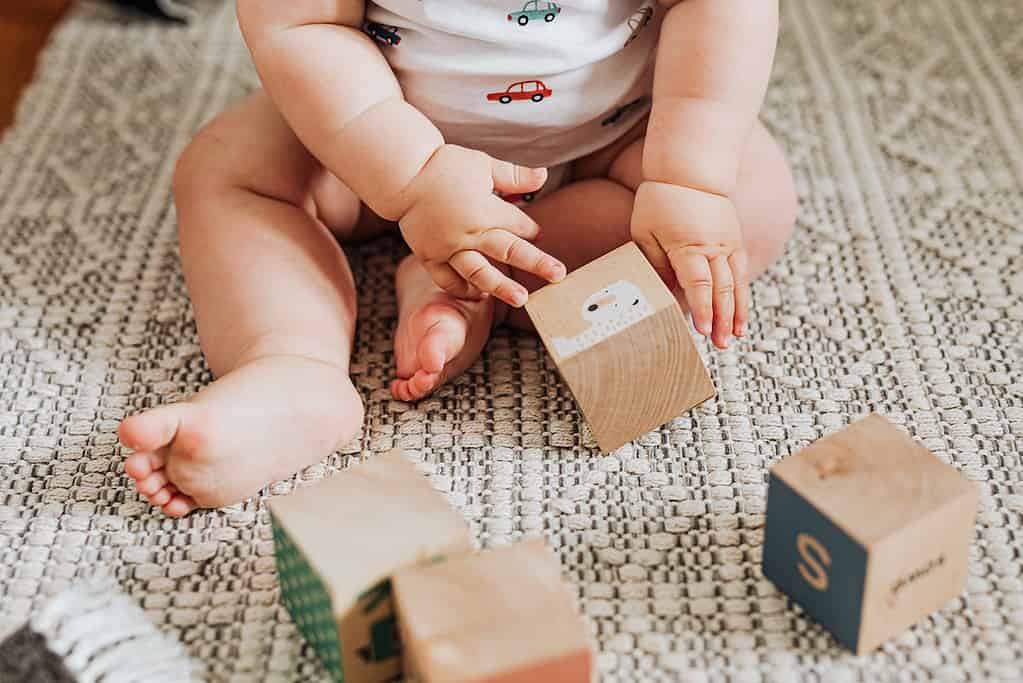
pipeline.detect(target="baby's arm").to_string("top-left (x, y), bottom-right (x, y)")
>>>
top-left (631, 0), bottom-right (778, 348)
top-left (236, 1), bottom-right (564, 307)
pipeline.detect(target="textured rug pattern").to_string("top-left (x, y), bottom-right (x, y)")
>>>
top-left (1, 1), bottom-right (1021, 681)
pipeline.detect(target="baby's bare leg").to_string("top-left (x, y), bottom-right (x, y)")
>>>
top-left (118, 91), bottom-right (373, 516)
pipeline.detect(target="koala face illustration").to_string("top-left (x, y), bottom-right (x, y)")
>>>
top-left (581, 281), bottom-right (648, 324)
top-left (549, 280), bottom-right (655, 361)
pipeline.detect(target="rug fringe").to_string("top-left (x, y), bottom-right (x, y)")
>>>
top-left (28, 579), bottom-right (202, 683)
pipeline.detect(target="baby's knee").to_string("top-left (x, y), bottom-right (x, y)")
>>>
top-left (171, 121), bottom-right (236, 202)
top-left (749, 199), bottom-right (796, 279)
top-left (737, 161), bottom-right (797, 278)
top-left (760, 170), bottom-right (797, 245)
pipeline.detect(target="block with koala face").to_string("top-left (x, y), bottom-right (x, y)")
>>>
top-left (525, 242), bottom-right (715, 452)
top-left (762, 414), bottom-right (979, 654)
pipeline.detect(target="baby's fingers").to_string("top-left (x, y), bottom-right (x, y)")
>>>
top-left (491, 159), bottom-right (547, 195)
top-left (730, 251), bottom-right (750, 337)
top-left (668, 249), bottom-right (713, 337)
top-left (489, 196), bottom-right (541, 241)
top-left (710, 256), bottom-right (734, 349)
top-left (632, 232), bottom-right (674, 286)
top-left (478, 229), bottom-right (565, 284)
top-left (450, 250), bottom-right (528, 307)
top-left (425, 261), bottom-right (483, 301)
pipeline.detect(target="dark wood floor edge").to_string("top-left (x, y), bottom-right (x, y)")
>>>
top-left (0, 0), bottom-right (75, 133)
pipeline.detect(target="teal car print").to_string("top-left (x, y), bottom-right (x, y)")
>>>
top-left (507, 1), bottom-right (561, 26)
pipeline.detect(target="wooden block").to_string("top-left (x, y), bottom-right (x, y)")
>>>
top-left (524, 242), bottom-right (715, 452)
top-left (392, 538), bottom-right (593, 682)
top-left (762, 414), bottom-right (979, 654)
top-left (269, 451), bottom-right (473, 683)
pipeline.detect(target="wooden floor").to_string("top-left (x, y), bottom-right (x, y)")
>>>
top-left (0, 1), bottom-right (72, 132)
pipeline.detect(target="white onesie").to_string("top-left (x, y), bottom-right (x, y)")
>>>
top-left (363, 0), bottom-right (661, 179)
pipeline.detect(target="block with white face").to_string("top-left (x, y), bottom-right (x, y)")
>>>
top-left (525, 243), bottom-right (715, 452)
top-left (551, 280), bottom-right (654, 360)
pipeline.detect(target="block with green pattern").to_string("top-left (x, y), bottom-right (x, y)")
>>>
top-left (272, 515), bottom-right (344, 682)
top-left (267, 451), bottom-right (474, 682)
top-left (355, 580), bottom-right (400, 665)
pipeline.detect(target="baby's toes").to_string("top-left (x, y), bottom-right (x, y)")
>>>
top-left (390, 372), bottom-right (440, 402)
top-left (135, 469), bottom-right (169, 497)
top-left (390, 379), bottom-right (415, 402)
top-left (408, 370), bottom-right (442, 400)
top-left (124, 451), bottom-right (164, 480)
top-left (119, 404), bottom-right (184, 452)
top-left (147, 484), bottom-right (176, 508)
top-left (162, 493), bottom-right (198, 518)
top-left (124, 453), bottom-right (151, 480)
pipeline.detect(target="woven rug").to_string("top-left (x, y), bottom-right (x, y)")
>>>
top-left (1, 0), bottom-right (1021, 680)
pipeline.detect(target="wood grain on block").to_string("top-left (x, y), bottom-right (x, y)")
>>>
top-left (525, 242), bottom-right (715, 452)
top-left (392, 538), bottom-right (593, 683)
top-left (269, 450), bottom-right (473, 682)
top-left (763, 414), bottom-right (979, 654)
top-left (857, 483), bottom-right (978, 653)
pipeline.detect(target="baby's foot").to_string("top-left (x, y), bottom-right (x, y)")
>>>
top-left (391, 255), bottom-right (499, 401)
top-left (119, 355), bottom-right (364, 517)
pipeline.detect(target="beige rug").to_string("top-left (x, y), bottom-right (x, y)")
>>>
top-left (1, 0), bottom-right (1021, 680)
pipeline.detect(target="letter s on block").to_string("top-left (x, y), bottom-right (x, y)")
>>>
top-left (796, 533), bottom-right (832, 591)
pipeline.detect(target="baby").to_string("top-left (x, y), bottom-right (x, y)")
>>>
top-left (118, 0), bottom-right (796, 516)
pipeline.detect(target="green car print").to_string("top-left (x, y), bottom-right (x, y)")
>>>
top-left (507, 1), bottom-right (561, 26)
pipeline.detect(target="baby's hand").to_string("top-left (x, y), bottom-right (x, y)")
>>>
top-left (631, 181), bottom-right (749, 349)
top-left (397, 145), bottom-right (566, 307)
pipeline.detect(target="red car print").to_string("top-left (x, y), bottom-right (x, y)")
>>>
top-left (498, 191), bottom-right (537, 204)
top-left (486, 80), bottom-right (552, 104)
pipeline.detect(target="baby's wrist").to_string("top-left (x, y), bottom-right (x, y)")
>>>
top-left (643, 97), bottom-right (747, 196)
top-left (637, 179), bottom-right (730, 201)
top-left (330, 98), bottom-right (444, 221)
top-left (390, 144), bottom-right (488, 223)
top-left (633, 181), bottom-right (743, 242)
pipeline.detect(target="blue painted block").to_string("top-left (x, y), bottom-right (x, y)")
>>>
top-left (763, 472), bottom-right (868, 651)
top-left (762, 414), bottom-right (978, 654)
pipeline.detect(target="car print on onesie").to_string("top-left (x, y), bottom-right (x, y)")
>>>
top-left (626, 6), bottom-right (654, 46)
top-left (508, 1), bottom-right (561, 26)
top-left (602, 97), bottom-right (649, 127)
top-left (364, 22), bottom-right (401, 46)
top-left (486, 80), bottom-right (552, 104)
top-left (499, 191), bottom-right (537, 205)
